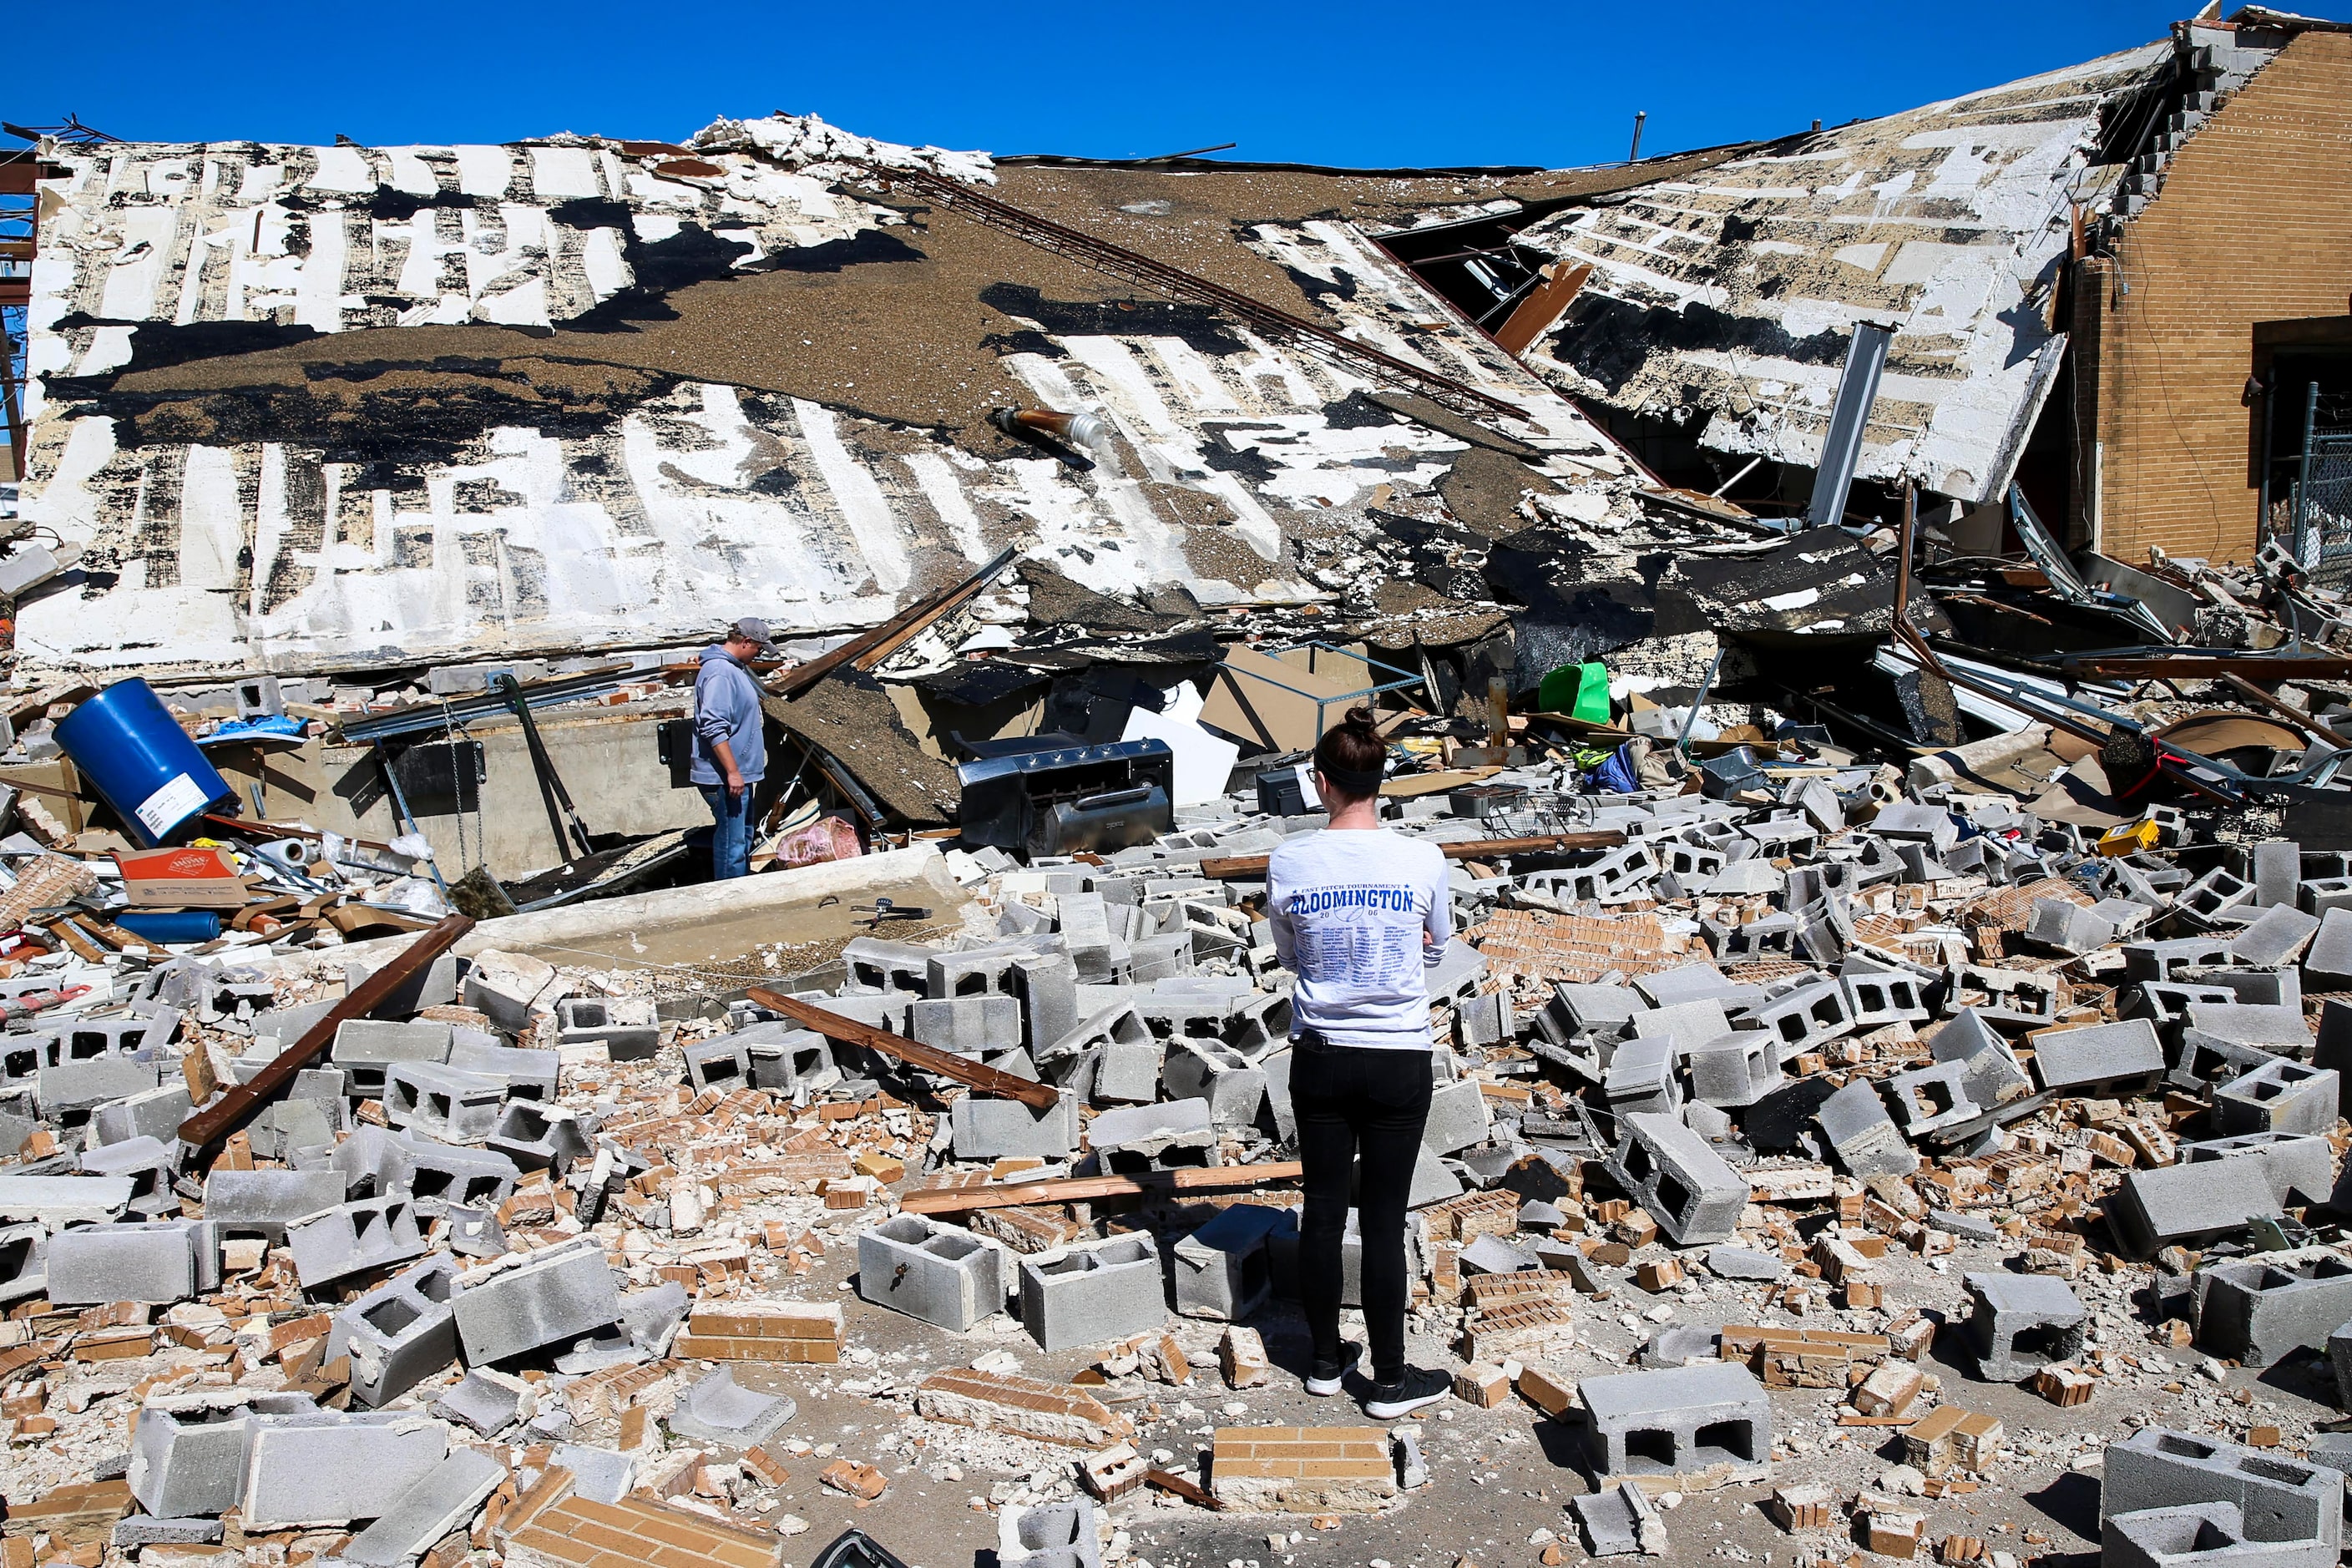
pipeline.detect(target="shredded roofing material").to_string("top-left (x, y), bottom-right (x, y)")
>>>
top-left (1512, 43), bottom-right (2183, 503)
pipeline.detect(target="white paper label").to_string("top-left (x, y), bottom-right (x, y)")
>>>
top-left (134, 772), bottom-right (210, 837)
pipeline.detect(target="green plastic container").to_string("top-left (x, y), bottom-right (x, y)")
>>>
top-left (1537, 661), bottom-right (1611, 724)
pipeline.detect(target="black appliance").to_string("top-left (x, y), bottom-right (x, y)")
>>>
top-left (956, 736), bottom-right (1175, 856)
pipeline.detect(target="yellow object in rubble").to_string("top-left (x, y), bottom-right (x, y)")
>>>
top-left (2097, 818), bottom-right (2161, 857)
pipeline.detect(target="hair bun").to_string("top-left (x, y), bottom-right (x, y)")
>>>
top-left (1343, 705), bottom-right (1378, 731)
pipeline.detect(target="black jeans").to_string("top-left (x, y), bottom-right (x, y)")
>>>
top-left (1291, 1031), bottom-right (1432, 1383)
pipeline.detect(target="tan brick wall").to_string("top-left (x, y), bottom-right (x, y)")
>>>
top-left (2087, 32), bottom-right (2352, 564)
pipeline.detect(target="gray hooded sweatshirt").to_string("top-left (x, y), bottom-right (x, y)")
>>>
top-left (690, 645), bottom-right (766, 787)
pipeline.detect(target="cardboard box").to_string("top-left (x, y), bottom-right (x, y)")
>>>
top-left (1198, 645), bottom-right (1359, 752)
top-left (115, 847), bottom-right (250, 908)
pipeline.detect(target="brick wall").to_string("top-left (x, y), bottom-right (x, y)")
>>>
top-left (2081, 31), bottom-right (2352, 564)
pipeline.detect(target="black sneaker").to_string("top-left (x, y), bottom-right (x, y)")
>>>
top-left (1363, 1366), bottom-right (1451, 1420)
top-left (1303, 1342), bottom-right (1362, 1396)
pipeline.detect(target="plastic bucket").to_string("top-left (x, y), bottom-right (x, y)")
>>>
top-left (113, 909), bottom-right (224, 945)
top-left (54, 679), bottom-right (237, 847)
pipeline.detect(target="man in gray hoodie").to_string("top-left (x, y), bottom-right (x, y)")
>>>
top-left (692, 618), bottom-right (774, 880)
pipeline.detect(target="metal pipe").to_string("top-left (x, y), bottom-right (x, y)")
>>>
top-left (994, 407), bottom-right (1107, 451)
top-left (1677, 643), bottom-right (1727, 752)
top-left (2293, 377), bottom-right (2321, 569)
top-left (1710, 455), bottom-right (1764, 499)
top-left (1628, 111), bottom-right (1647, 162)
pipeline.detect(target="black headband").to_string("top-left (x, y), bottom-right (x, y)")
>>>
top-left (1318, 763), bottom-right (1383, 796)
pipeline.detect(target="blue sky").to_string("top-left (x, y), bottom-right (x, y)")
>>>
top-left (18, 2), bottom-right (2213, 168)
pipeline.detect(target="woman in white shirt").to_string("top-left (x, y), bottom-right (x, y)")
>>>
top-left (1266, 706), bottom-right (1453, 1419)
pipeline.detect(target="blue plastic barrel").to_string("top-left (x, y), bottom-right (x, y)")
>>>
top-left (54, 679), bottom-right (238, 847)
top-left (114, 909), bottom-right (223, 945)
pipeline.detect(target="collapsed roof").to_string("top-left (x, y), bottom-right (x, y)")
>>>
top-left (1508, 43), bottom-right (2180, 505)
top-left (14, 118), bottom-right (1702, 680)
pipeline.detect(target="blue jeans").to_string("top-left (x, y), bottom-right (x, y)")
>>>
top-left (700, 783), bottom-right (753, 880)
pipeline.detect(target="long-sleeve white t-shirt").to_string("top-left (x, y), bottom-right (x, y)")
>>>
top-left (1266, 827), bottom-right (1451, 1050)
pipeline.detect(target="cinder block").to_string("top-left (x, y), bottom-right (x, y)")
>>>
top-left (2102, 1427), bottom-right (2342, 1553)
top-left (285, 1196), bottom-right (427, 1288)
top-left (1020, 1235), bottom-right (1168, 1352)
top-left (1161, 1040), bottom-right (1267, 1128)
top-left (88, 1082), bottom-right (194, 1147)
top-left (1840, 965), bottom-right (1930, 1028)
top-left (554, 996), bottom-right (660, 1060)
top-left (395, 1134), bottom-right (519, 1215)
top-left (1060, 1008), bottom-right (1160, 1105)
top-left (201, 1167), bottom-right (346, 1242)
top-left (0, 1222), bottom-right (46, 1304)
top-left (1683, 1032), bottom-right (1782, 1109)
top-left (1578, 1362), bottom-right (1773, 1481)
top-left (951, 1090), bottom-right (1079, 1161)
top-left (857, 1213), bottom-right (1007, 1332)
top-left (1954, 964), bottom-right (2062, 1029)
top-left (1000, 1497), bottom-right (1105, 1568)
top-left (2301, 908), bottom-right (2352, 988)
top-left (330, 1019), bottom-right (453, 1100)
top-left (1814, 1078), bottom-right (1919, 1177)
top-left (1086, 1097), bottom-right (1214, 1173)
top-left (1883, 1060), bottom-right (1980, 1138)
top-left (2187, 1133), bottom-right (2335, 1207)
top-left (2112, 1153), bottom-right (2283, 1257)
top-left (1014, 951), bottom-right (1084, 1055)
top-left (1603, 1036), bottom-right (1681, 1119)
top-left (446, 1039), bottom-right (559, 1100)
top-left (326, 1256), bottom-right (459, 1406)
top-left (2103, 1500), bottom-right (2334, 1568)
top-left (2214, 1059), bottom-right (2339, 1138)
top-left (842, 936), bottom-right (934, 994)
top-left (341, 1446), bottom-right (506, 1568)
top-left (667, 1367), bottom-right (796, 1448)
top-left (429, 1370), bottom-right (527, 1437)
top-left (2026, 898), bottom-right (2117, 956)
top-left (2254, 841), bottom-right (2304, 908)
top-left (36, 1056), bottom-right (163, 1115)
top-left (1744, 979), bottom-right (1854, 1058)
top-left (2127, 937), bottom-right (2239, 983)
top-left (928, 941), bottom-right (1033, 1000)
top-left (1424, 1075), bottom-right (1493, 1154)
top-left (2031, 1019), bottom-right (2165, 1096)
top-left (2232, 906), bottom-right (2321, 969)
top-left (485, 1100), bottom-right (591, 1174)
top-left (461, 948), bottom-right (561, 1031)
top-left (45, 1220), bottom-right (219, 1305)
top-left (451, 1236), bottom-right (622, 1364)
top-left (683, 1035), bottom-right (752, 1093)
top-left (1574, 1479), bottom-right (1668, 1557)
top-left (78, 1134), bottom-right (177, 1216)
top-left (1608, 1112), bottom-right (1748, 1245)
top-left (1964, 1271), bottom-right (2086, 1381)
top-left (1171, 1204), bottom-right (1282, 1321)
top-left (743, 1029), bottom-right (834, 1093)
top-left (2195, 1253), bottom-right (2352, 1368)
top-left (908, 994), bottom-right (1024, 1055)
top-left (128, 1391), bottom-right (318, 1517)
top-left (383, 1062), bottom-right (505, 1142)
top-left (240, 1410), bottom-right (452, 1529)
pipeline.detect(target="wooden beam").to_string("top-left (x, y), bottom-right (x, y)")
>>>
top-left (1146, 1469), bottom-right (1222, 1510)
top-left (2219, 674), bottom-right (2331, 741)
top-left (766, 547), bottom-right (1015, 701)
top-left (179, 912), bottom-right (474, 1151)
top-left (896, 1161), bottom-right (1305, 1216)
top-left (745, 987), bottom-right (1061, 1110)
top-left (1196, 829), bottom-right (1626, 880)
top-left (1492, 262), bottom-right (1591, 358)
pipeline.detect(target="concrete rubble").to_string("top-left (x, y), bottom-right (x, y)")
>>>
top-left (6, 15), bottom-right (2352, 1568)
